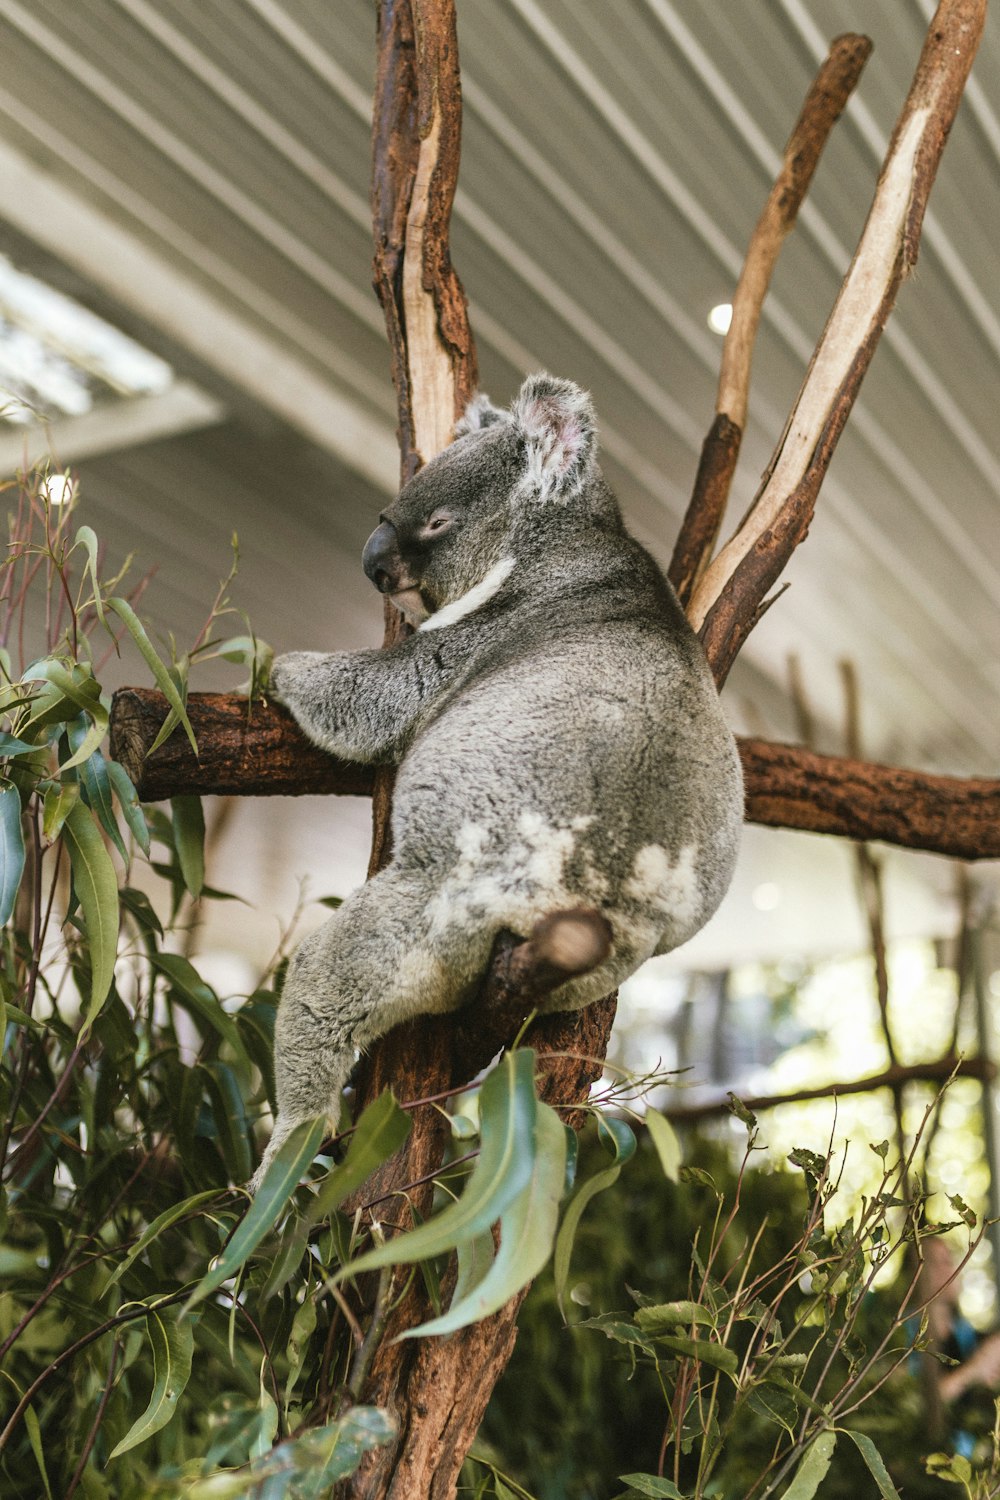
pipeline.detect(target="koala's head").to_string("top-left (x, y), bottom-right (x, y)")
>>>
top-left (362, 373), bottom-right (607, 624)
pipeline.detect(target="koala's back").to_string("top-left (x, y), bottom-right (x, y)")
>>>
top-left (391, 546), bottom-right (743, 967)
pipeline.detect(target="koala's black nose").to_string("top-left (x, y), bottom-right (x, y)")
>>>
top-left (362, 521), bottom-right (401, 593)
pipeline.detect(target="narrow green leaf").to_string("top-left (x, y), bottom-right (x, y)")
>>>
top-left (635, 1301), bottom-right (716, 1333)
top-left (109, 1304), bottom-right (194, 1457)
top-left (453, 1229), bottom-right (496, 1308)
top-left (842, 1430), bottom-right (901, 1499)
top-left (42, 780), bottom-right (80, 842)
top-left (747, 1382), bottom-right (798, 1433)
top-left (334, 1049), bottom-right (538, 1283)
top-left (645, 1107), bottom-right (682, 1182)
top-left (553, 1161), bottom-right (620, 1316)
top-left (618, 1477), bottom-right (684, 1499)
top-left (171, 794), bottom-right (205, 899)
top-left (62, 801), bottom-right (119, 1029)
top-left (0, 731), bottom-right (42, 757)
top-left (185, 1118), bottom-right (326, 1310)
top-left (153, 953), bottom-right (249, 1063)
top-left (107, 597), bottom-right (198, 755)
top-left (783, 1431), bottom-right (837, 1500)
top-left (204, 1061), bottom-right (253, 1183)
top-left (24, 1405), bottom-right (53, 1500)
top-left (66, 720), bottom-right (128, 862)
top-left (0, 781), bottom-right (26, 925)
top-left (597, 1113), bottom-right (636, 1164)
top-left (283, 1295), bottom-right (318, 1414)
top-left (652, 1335), bottom-right (738, 1374)
top-left (107, 760), bottom-right (150, 856)
top-left (74, 524), bottom-right (105, 624)
top-left (105, 1189), bottom-right (219, 1289)
top-left (406, 1098), bottom-right (566, 1337)
top-left (26, 662), bottom-right (107, 771)
top-left (307, 1089), bottom-right (412, 1226)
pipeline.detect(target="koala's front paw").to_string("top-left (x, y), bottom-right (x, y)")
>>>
top-left (267, 651), bottom-right (322, 710)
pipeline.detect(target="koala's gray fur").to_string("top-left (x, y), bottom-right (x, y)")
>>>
top-left (251, 374), bottom-right (742, 1187)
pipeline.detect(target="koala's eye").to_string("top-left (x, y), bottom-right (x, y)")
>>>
top-left (424, 512), bottom-right (453, 536)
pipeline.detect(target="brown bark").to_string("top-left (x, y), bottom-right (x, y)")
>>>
top-left (664, 1055), bottom-right (995, 1124)
top-left (688, 0), bottom-right (987, 683)
top-left (668, 34), bottom-right (872, 609)
top-left (107, 693), bottom-right (1000, 864)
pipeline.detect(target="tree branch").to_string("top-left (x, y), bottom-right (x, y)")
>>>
top-left (663, 1055), bottom-right (995, 1125)
top-left (688, 0), bottom-right (987, 684)
top-left (108, 692), bottom-right (1000, 863)
top-left (668, 33), bottom-right (873, 609)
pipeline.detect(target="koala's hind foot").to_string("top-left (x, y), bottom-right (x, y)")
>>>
top-left (248, 866), bottom-right (495, 1191)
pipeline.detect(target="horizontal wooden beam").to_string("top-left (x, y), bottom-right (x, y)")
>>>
top-left (109, 689), bottom-right (1000, 861)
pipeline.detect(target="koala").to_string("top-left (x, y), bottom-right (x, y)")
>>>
top-left (251, 374), bottom-right (743, 1187)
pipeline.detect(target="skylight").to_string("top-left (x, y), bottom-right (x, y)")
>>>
top-left (0, 253), bottom-right (173, 425)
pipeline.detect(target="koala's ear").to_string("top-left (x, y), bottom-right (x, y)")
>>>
top-left (454, 392), bottom-right (508, 437)
top-left (511, 373), bottom-right (597, 500)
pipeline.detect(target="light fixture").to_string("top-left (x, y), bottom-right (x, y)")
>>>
top-left (708, 302), bottom-right (733, 335)
top-left (751, 881), bottom-right (781, 912)
top-left (40, 472), bottom-right (75, 507)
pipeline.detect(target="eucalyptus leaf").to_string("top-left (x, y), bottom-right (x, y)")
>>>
top-left (185, 1118), bottom-right (326, 1310)
top-left (107, 760), bottom-right (151, 856)
top-left (107, 597), bottom-right (198, 755)
top-left (645, 1107), bottom-right (682, 1183)
top-left (405, 1097), bottom-right (566, 1337)
top-left (617, 1477), bottom-right (684, 1498)
top-left (334, 1050), bottom-right (538, 1284)
top-left (553, 1160), bottom-right (621, 1317)
top-left (42, 779), bottom-right (80, 842)
top-left (109, 1303), bottom-right (194, 1457)
top-left (842, 1430), bottom-right (901, 1499)
top-left (782, 1431), bottom-right (837, 1500)
top-left (74, 524), bottom-right (105, 624)
top-left (62, 801), bottom-right (119, 1029)
top-left (0, 780), bottom-right (26, 925)
top-left (104, 1189), bottom-right (220, 1289)
top-left (171, 794), bottom-right (205, 899)
top-left (153, 952), bottom-right (249, 1063)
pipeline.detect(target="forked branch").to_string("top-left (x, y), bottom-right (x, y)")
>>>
top-left (688, 0), bottom-right (986, 684)
top-left (669, 33), bottom-right (873, 609)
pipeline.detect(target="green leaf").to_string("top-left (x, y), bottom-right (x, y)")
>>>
top-left (307, 1089), bottom-right (412, 1226)
top-left (107, 597), bottom-right (198, 755)
top-left (62, 801), bottom-right (119, 1030)
top-left (107, 760), bottom-right (150, 856)
top-left (204, 1061), bottom-right (253, 1183)
top-left (283, 1295), bottom-right (318, 1414)
top-left (27, 662), bottom-right (107, 772)
top-left (645, 1107), bottom-right (682, 1182)
top-left (74, 524), bottom-right (106, 624)
top-left (0, 731), bottom-right (42, 757)
top-left (109, 1303), bottom-right (194, 1457)
top-left (618, 1477), bottom-right (684, 1499)
top-left (171, 794), bottom-right (205, 899)
top-left (597, 1113), bottom-right (636, 1164)
top-left (334, 1049), bottom-right (538, 1284)
top-left (652, 1334), bottom-right (738, 1374)
top-left (66, 721), bottom-right (128, 863)
top-left (553, 1160), bottom-right (621, 1316)
top-left (405, 1097), bottom-right (566, 1337)
top-left (842, 1430), bottom-right (901, 1499)
top-left (24, 1405), bottom-right (53, 1500)
top-left (576, 1312), bottom-right (651, 1347)
top-left (783, 1431), bottom-right (837, 1500)
top-left (635, 1301), bottom-right (716, 1333)
top-left (0, 781), bottom-right (26, 925)
top-left (153, 952), bottom-right (249, 1063)
top-left (185, 1117), bottom-right (326, 1310)
top-left (42, 779), bottom-right (80, 842)
top-left (747, 1382), bottom-right (798, 1433)
top-left (105, 1189), bottom-right (220, 1289)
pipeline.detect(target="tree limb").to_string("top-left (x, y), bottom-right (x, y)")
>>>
top-left (663, 1055), bottom-right (995, 1125)
top-left (108, 691), bottom-right (1000, 863)
top-left (689, 0), bottom-right (987, 685)
top-left (669, 33), bottom-right (873, 609)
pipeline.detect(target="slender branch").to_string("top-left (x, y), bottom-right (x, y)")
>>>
top-left (689, 0), bottom-right (987, 683)
top-left (663, 1055), bottom-right (994, 1124)
top-left (668, 34), bottom-right (872, 608)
